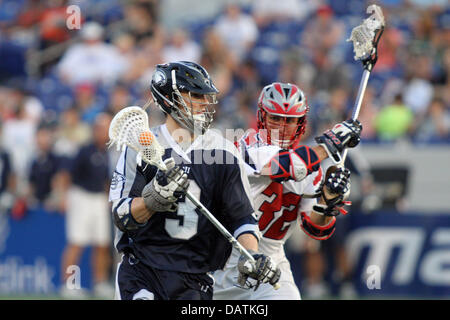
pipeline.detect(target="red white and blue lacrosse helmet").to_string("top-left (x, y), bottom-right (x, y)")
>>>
top-left (257, 82), bottom-right (309, 148)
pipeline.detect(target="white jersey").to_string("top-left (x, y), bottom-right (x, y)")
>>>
top-left (213, 131), bottom-right (323, 300)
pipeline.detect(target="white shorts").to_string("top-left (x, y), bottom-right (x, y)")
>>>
top-left (66, 186), bottom-right (111, 246)
top-left (213, 252), bottom-right (301, 300)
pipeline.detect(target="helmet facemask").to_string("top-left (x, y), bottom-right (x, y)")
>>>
top-left (171, 87), bottom-right (217, 135)
top-left (259, 110), bottom-right (307, 149)
top-left (256, 82), bottom-right (309, 149)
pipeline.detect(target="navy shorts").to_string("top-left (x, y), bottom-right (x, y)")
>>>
top-left (116, 254), bottom-right (214, 300)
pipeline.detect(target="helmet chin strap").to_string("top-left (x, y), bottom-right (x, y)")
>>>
top-left (193, 113), bottom-right (206, 127)
top-left (270, 138), bottom-right (294, 149)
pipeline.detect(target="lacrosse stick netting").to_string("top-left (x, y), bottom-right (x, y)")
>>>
top-left (108, 106), bottom-right (167, 171)
top-left (347, 4), bottom-right (385, 66)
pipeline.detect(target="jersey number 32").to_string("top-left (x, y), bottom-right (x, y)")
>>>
top-left (258, 182), bottom-right (301, 240)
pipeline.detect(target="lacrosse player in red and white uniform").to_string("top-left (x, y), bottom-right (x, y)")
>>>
top-left (213, 82), bottom-right (361, 299)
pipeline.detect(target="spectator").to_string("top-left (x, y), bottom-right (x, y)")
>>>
top-left (53, 106), bottom-right (92, 158)
top-left (0, 85), bottom-right (44, 126)
top-left (313, 87), bottom-right (350, 134)
top-left (123, 36), bottom-right (164, 85)
top-left (107, 83), bottom-right (133, 115)
top-left (375, 93), bottom-right (414, 141)
top-left (60, 113), bottom-right (114, 299)
top-left (434, 44), bottom-right (450, 86)
top-left (1, 96), bottom-right (37, 196)
top-left (58, 22), bottom-right (129, 86)
top-left (162, 28), bottom-right (201, 63)
top-left (122, 1), bottom-right (163, 44)
top-left (72, 83), bottom-right (105, 125)
top-left (373, 28), bottom-right (405, 74)
top-left (111, 32), bottom-right (136, 69)
top-left (14, 0), bottom-right (46, 51)
top-left (110, 33), bottom-right (143, 85)
top-left (252, 0), bottom-right (317, 27)
top-left (38, 0), bottom-right (72, 55)
top-left (302, 5), bottom-right (345, 57)
top-left (310, 49), bottom-right (353, 94)
top-left (28, 124), bottom-right (62, 209)
top-left (278, 49), bottom-right (315, 95)
top-left (402, 53), bottom-right (435, 117)
top-left (233, 58), bottom-right (261, 113)
top-left (414, 97), bottom-right (450, 142)
top-left (214, 3), bottom-right (258, 62)
top-left (16, 0), bottom-right (45, 29)
top-left (200, 30), bottom-right (235, 98)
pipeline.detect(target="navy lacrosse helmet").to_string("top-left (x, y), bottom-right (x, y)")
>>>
top-left (150, 61), bottom-right (219, 133)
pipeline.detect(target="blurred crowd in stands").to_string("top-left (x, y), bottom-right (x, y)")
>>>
top-left (0, 0), bottom-right (448, 299)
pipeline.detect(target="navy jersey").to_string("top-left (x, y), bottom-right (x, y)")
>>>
top-left (109, 124), bottom-right (258, 274)
top-left (71, 143), bottom-right (110, 193)
top-left (29, 152), bottom-right (62, 202)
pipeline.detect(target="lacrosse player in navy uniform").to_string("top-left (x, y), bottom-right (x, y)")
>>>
top-left (109, 61), bottom-right (281, 300)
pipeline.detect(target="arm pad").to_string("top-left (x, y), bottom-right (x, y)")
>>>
top-left (300, 211), bottom-right (336, 240)
top-left (270, 146), bottom-right (321, 183)
top-left (112, 198), bottom-right (147, 232)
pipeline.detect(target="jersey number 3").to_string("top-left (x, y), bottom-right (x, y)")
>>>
top-left (258, 182), bottom-right (301, 240)
top-left (164, 180), bottom-right (201, 240)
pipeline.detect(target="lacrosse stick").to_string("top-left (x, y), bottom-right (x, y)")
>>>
top-left (108, 106), bottom-right (280, 290)
top-left (341, 4), bottom-right (385, 164)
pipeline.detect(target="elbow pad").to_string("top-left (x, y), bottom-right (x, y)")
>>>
top-left (112, 198), bottom-right (147, 232)
top-left (300, 211), bottom-right (336, 240)
top-left (270, 146), bottom-right (321, 182)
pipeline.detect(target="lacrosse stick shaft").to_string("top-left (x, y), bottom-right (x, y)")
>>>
top-left (341, 69), bottom-right (371, 163)
top-left (184, 190), bottom-right (281, 290)
top-left (185, 191), bottom-right (255, 262)
top-left (340, 4), bottom-right (384, 165)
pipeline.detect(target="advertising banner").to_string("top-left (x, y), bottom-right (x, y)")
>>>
top-left (345, 212), bottom-right (450, 297)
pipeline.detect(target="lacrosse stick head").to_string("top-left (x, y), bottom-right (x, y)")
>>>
top-left (347, 4), bottom-right (385, 66)
top-left (108, 106), bottom-right (167, 171)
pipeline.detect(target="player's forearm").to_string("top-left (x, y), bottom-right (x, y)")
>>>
top-left (131, 197), bottom-right (155, 224)
top-left (312, 145), bottom-right (328, 162)
top-left (309, 210), bottom-right (334, 225)
top-left (310, 189), bottom-right (336, 225)
top-left (237, 233), bottom-right (259, 252)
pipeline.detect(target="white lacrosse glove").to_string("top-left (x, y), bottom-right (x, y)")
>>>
top-left (315, 119), bottom-right (362, 164)
top-left (237, 251), bottom-right (281, 291)
top-left (141, 158), bottom-right (190, 212)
